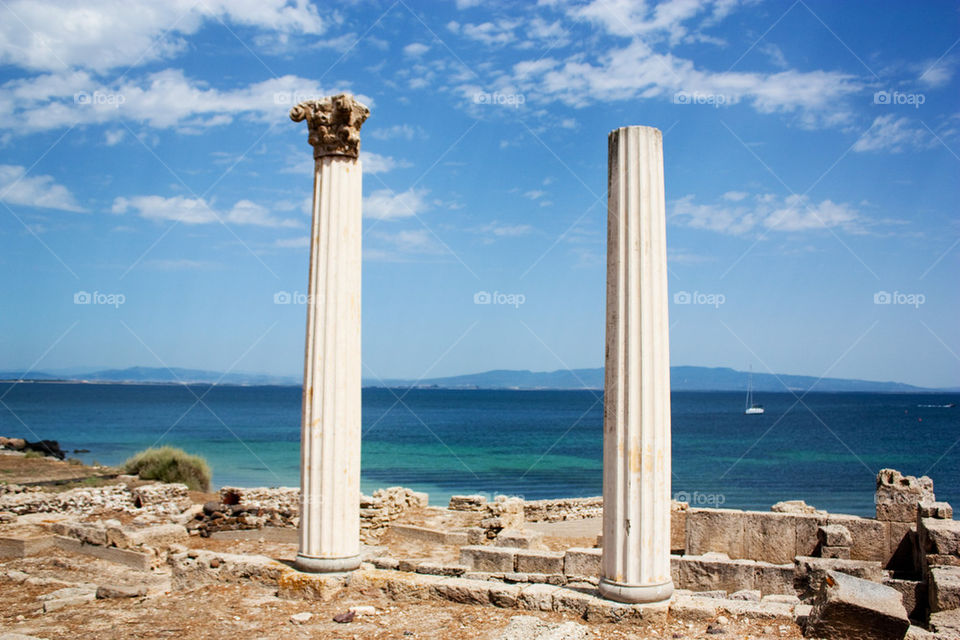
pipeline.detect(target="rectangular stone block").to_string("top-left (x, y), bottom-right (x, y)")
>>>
top-left (795, 513), bottom-right (829, 558)
top-left (753, 562), bottom-right (794, 596)
top-left (54, 535), bottom-right (152, 571)
top-left (806, 570), bottom-right (910, 640)
top-left (432, 577), bottom-right (491, 605)
top-left (0, 534), bottom-right (53, 558)
top-left (818, 524), bottom-right (853, 547)
top-left (676, 555), bottom-right (756, 593)
top-left (919, 501), bottom-right (953, 520)
top-left (919, 518), bottom-right (960, 557)
top-left (458, 545), bottom-right (515, 573)
top-left (930, 566), bottom-right (960, 613)
top-left (742, 512), bottom-right (798, 564)
top-left (564, 547), bottom-right (601, 579)
top-left (496, 530), bottom-right (543, 549)
top-left (828, 515), bottom-right (889, 562)
top-left (515, 550), bottom-right (564, 574)
top-left (685, 509), bottom-right (745, 558)
top-left (390, 524), bottom-right (466, 546)
top-left (671, 508), bottom-right (686, 553)
top-left (883, 576), bottom-right (925, 620)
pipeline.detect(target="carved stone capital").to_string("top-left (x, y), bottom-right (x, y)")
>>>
top-left (290, 93), bottom-right (370, 159)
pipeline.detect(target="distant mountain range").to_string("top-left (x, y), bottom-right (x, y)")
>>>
top-left (0, 365), bottom-right (953, 393)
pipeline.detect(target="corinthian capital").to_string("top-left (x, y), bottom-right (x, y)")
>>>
top-left (290, 93), bottom-right (370, 159)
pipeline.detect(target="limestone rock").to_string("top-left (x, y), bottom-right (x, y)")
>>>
top-left (805, 570), bottom-right (910, 640)
top-left (496, 615), bottom-right (589, 640)
top-left (876, 468), bottom-right (935, 523)
top-left (96, 584), bottom-right (147, 599)
top-left (930, 566), bottom-right (960, 613)
top-left (818, 524), bottom-right (853, 547)
top-left (771, 500), bottom-right (825, 515)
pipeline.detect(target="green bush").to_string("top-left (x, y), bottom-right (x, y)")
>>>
top-left (23, 450), bottom-right (44, 459)
top-left (123, 446), bottom-right (211, 492)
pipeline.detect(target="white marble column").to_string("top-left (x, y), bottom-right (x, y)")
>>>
top-left (290, 94), bottom-right (369, 573)
top-left (599, 126), bottom-right (674, 604)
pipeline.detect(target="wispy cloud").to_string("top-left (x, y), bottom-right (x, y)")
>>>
top-left (112, 195), bottom-right (297, 227)
top-left (0, 164), bottom-right (85, 212)
top-left (363, 187), bottom-right (430, 220)
top-left (670, 193), bottom-right (867, 235)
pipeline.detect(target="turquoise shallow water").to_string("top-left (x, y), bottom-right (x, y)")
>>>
top-left (0, 383), bottom-right (957, 517)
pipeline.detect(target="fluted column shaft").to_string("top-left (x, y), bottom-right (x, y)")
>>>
top-left (290, 94), bottom-right (368, 573)
top-left (599, 126), bottom-right (674, 604)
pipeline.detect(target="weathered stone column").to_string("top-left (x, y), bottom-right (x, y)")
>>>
top-left (290, 94), bottom-right (369, 573)
top-left (599, 126), bottom-right (674, 604)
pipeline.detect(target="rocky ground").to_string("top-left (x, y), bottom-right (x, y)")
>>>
top-left (0, 453), bottom-right (805, 640)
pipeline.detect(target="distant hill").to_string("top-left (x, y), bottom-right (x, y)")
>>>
top-left (0, 365), bottom-right (948, 392)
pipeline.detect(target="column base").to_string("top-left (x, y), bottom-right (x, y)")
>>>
top-left (598, 577), bottom-right (673, 604)
top-left (294, 553), bottom-right (361, 574)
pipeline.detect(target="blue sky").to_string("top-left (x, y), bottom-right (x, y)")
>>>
top-left (0, 0), bottom-right (957, 388)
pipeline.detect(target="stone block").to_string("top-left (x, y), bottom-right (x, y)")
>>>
top-left (397, 559), bottom-right (418, 572)
top-left (928, 608), bottom-right (960, 637)
top-left (919, 518), bottom-right (960, 557)
top-left (518, 584), bottom-right (558, 611)
top-left (930, 566), bottom-right (960, 613)
top-left (919, 501), bottom-right (953, 520)
top-left (717, 599), bottom-right (794, 621)
top-left (794, 556), bottom-right (884, 600)
top-left (54, 535), bottom-right (152, 571)
top-left (415, 562), bottom-right (467, 577)
top-left (487, 583), bottom-right (521, 608)
top-left (795, 513), bottom-right (829, 557)
top-left (754, 562), bottom-right (794, 595)
top-left (742, 511), bottom-right (798, 564)
top-left (551, 588), bottom-right (596, 617)
top-left (876, 468), bottom-right (934, 523)
top-left (390, 524), bottom-right (450, 545)
top-left (763, 594), bottom-right (801, 604)
top-left (828, 515), bottom-right (889, 562)
top-left (821, 546), bottom-right (851, 559)
top-left (96, 584), bottom-right (147, 599)
top-left (370, 556), bottom-right (399, 571)
top-left (676, 554), bottom-right (756, 593)
top-left (563, 548), bottom-right (601, 579)
top-left (496, 530), bottom-right (543, 549)
top-left (730, 589), bottom-right (761, 601)
top-left (124, 524), bottom-right (188, 550)
top-left (669, 595), bottom-right (718, 620)
top-left (819, 524), bottom-right (853, 547)
top-left (887, 521), bottom-right (916, 571)
top-left (883, 577), bottom-right (925, 620)
top-left (43, 594), bottom-right (95, 612)
top-left (433, 577), bottom-right (490, 605)
top-left (466, 527), bottom-right (486, 545)
top-left (459, 546), bottom-right (516, 572)
top-left (0, 534), bottom-right (53, 558)
top-left (806, 570), bottom-right (910, 640)
top-left (448, 495), bottom-right (487, 511)
top-left (498, 616), bottom-right (590, 640)
top-left (514, 549), bottom-right (564, 574)
top-left (671, 507), bottom-right (686, 553)
top-left (685, 509), bottom-right (745, 558)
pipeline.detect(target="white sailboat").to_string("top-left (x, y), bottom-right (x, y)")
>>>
top-left (745, 368), bottom-right (765, 415)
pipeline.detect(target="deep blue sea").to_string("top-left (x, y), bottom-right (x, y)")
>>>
top-left (1, 383), bottom-right (957, 517)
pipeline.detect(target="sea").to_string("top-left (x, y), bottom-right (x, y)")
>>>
top-left (1, 383), bottom-right (957, 517)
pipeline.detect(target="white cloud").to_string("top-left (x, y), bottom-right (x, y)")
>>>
top-left (0, 69), bottom-right (368, 134)
top-left (112, 194), bottom-right (297, 227)
top-left (569, 0), bottom-right (730, 44)
top-left (0, 164), bottom-right (85, 211)
top-left (670, 193), bottom-right (865, 235)
top-left (455, 0), bottom-right (483, 8)
top-left (365, 228), bottom-right (446, 261)
top-left (274, 236), bottom-right (310, 248)
top-left (104, 129), bottom-right (125, 146)
top-left (497, 34), bottom-right (859, 126)
top-left (403, 43), bottom-right (430, 58)
top-left (917, 58), bottom-right (956, 88)
top-left (0, 0), bottom-right (325, 73)
top-left (853, 115), bottom-right (930, 153)
top-left (363, 188), bottom-right (429, 220)
top-left (524, 190), bottom-right (546, 200)
top-left (369, 124), bottom-right (418, 140)
top-left (364, 152), bottom-right (412, 174)
top-left (460, 20), bottom-right (520, 46)
top-left (476, 221), bottom-right (533, 237)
